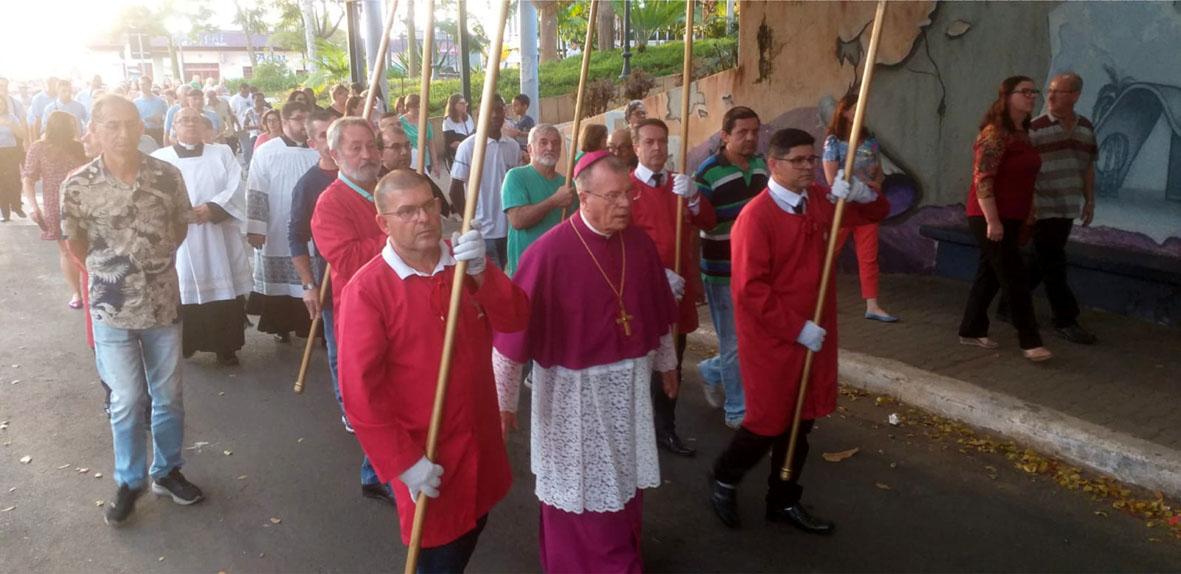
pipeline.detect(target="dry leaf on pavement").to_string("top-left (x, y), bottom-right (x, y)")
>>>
top-left (821, 447), bottom-right (859, 463)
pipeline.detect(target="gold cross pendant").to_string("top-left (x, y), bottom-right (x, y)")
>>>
top-left (616, 306), bottom-right (634, 337)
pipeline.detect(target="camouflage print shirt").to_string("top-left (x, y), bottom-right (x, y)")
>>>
top-left (60, 153), bottom-right (192, 330)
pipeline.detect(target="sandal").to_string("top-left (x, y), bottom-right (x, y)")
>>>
top-left (68, 297), bottom-right (83, 310)
top-left (1022, 347), bottom-right (1053, 362)
top-left (959, 336), bottom-right (999, 349)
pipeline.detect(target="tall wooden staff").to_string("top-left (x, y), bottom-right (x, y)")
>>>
top-left (779, 0), bottom-right (888, 481)
top-left (415, 0), bottom-right (436, 177)
top-left (403, 0), bottom-right (511, 571)
top-left (294, 0), bottom-right (401, 394)
top-left (673, 0), bottom-right (694, 280)
top-left (561, 0), bottom-right (600, 219)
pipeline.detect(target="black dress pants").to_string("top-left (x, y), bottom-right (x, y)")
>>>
top-left (417, 514), bottom-right (488, 574)
top-left (1030, 217), bottom-right (1081, 328)
top-left (959, 216), bottom-right (1043, 349)
top-left (713, 420), bottom-right (815, 507)
top-left (650, 333), bottom-right (687, 439)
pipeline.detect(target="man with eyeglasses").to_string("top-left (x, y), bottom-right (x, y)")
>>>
top-left (61, 95), bottom-right (203, 526)
top-left (709, 128), bottom-right (887, 535)
top-left (500, 123), bottom-right (575, 277)
top-left (694, 105), bottom-right (768, 430)
top-left (628, 118), bottom-right (717, 458)
top-left (308, 116), bottom-right (402, 506)
top-left (377, 121), bottom-right (451, 217)
top-left (1002, 72), bottom-right (1098, 345)
top-left (493, 151), bottom-right (680, 572)
top-left (337, 169), bottom-right (528, 572)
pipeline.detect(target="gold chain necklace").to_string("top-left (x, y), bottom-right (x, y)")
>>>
top-left (569, 217), bottom-right (633, 336)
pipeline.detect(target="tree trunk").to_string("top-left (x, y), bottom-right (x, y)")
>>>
top-left (596, 1), bottom-right (615, 51)
top-left (538, 1), bottom-right (558, 64)
top-left (407, 0), bottom-right (419, 77)
top-left (300, 0), bottom-right (319, 71)
top-left (235, 0), bottom-right (258, 68)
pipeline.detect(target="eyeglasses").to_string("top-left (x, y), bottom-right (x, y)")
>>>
top-left (97, 120), bottom-right (142, 132)
top-left (1010, 89), bottom-right (1041, 97)
top-left (583, 190), bottom-right (631, 204)
top-left (382, 142), bottom-right (411, 153)
top-left (1046, 89), bottom-right (1079, 96)
top-left (381, 198), bottom-right (440, 221)
top-left (772, 154), bottom-right (820, 167)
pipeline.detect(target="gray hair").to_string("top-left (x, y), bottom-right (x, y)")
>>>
top-left (90, 94), bottom-right (138, 123)
top-left (327, 117), bottom-right (376, 152)
top-left (528, 123), bottom-right (561, 146)
top-left (1054, 71), bottom-right (1084, 92)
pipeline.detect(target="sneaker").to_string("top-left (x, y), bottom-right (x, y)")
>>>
top-left (724, 417), bottom-right (743, 430)
top-left (523, 372), bottom-right (533, 389)
top-left (1055, 324), bottom-right (1097, 345)
top-left (104, 484), bottom-right (144, 527)
top-left (151, 468), bottom-right (205, 505)
top-left (361, 482), bottom-right (396, 506)
top-left (341, 415), bottom-right (355, 434)
top-left (700, 381), bottom-right (723, 409)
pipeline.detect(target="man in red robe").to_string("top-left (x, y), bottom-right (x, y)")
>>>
top-left (628, 118), bottom-right (717, 457)
top-left (338, 169), bottom-right (529, 571)
top-left (709, 128), bottom-right (888, 534)
top-left (310, 116), bottom-right (394, 503)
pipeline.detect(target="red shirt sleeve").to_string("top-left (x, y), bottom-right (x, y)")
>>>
top-left (731, 210), bottom-right (808, 345)
top-left (312, 190), bottom-right (386, 286)
top-left (471, 263), bottom-right (530, 334)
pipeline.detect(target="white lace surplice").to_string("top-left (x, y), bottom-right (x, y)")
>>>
top-left (495, 333), bottom-right (676, 514)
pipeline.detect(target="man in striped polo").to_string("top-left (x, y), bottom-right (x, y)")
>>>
top-left (694, 106), bottom-right (768, 429)
top-left (1027, 72), bottom-right (1098, 344)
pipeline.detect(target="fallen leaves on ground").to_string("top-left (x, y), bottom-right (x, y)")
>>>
top-left (875, 482), bottom-right (893, 490)
top-left (822, 447), bottom-right (860, 463)
top-left (270, 517), bottom-right (282, 524)
top-left (851, 387), bottom-right (1181, 541)
top-left (1, 506), bottom-right (15, 512)
top-left (18, 455), bottom-right (31, 464)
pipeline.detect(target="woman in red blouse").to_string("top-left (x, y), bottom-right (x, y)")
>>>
top-left (958, 76), bottom-right (1052, 362)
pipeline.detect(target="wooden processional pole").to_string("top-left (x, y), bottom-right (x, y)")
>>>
top-left (780, 0), bottom-right (888, 481)
top-left (415, 0), bottom-right (436, 177)
top-left (294, 0), bottom-right (401, 394)
top-left (673, 0), bottom-right (694, 278)
top-left (561, 0), bottom-right (600, 219)
top-left (402, 0), bottom-right (512, 571)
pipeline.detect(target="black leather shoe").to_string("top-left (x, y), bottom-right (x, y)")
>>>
top-left (1055, 324), bottom-right (1097, 345)
top-left (708, 476), bottom-right (740, 528)
top-left (767, 503), bottom-right (835, 535)
top-left (361, 483), bottom-right (396, 506)
top-left (657, 433), bottom-right (696, 457)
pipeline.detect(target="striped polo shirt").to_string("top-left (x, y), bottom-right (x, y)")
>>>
top-left (1029, 112), bottom-right (1098, 219)
top-left (694, 151), bottom-right (769, 284)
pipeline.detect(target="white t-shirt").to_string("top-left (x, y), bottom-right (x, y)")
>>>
top-left (442, 116), bottom-right (475, 138)
top-left (450, 133), bottom-right (522, 240)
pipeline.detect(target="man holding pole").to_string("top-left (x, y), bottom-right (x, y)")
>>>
top-left (338, 170), bottom-right (529, 572)
top-left (628, 118), bottom-right (716, 457)
top-left (501, 123), bottom-right (575, 277)
top-left (708, 128), bottom-right (887, 534)
top-left (306, 116), bottom-right (393, 504)
top-left (494, 152), bottom-right (681, 572)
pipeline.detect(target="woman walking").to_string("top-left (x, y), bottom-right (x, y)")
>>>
top-left (958, 76), bottom-right (1052, 362)
top-left (21, 111), bottom-right (87, 307)
top-left (823, 93), bottom-right (897, 323)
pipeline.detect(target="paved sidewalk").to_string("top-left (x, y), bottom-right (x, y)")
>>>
top-left (690, 272), bottom-right (1181, 495)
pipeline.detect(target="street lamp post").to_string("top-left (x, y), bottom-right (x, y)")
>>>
top-left (620, 0), bottom-right (632, 78)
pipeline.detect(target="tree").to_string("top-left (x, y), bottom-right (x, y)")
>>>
top-left (300, 0), bottom-right (319, 71)
top-left (112, 1), bottom-right (214, 81)
top-left (267, 0), bottom-right (346, 70)
top-left (406, 0), bottom-right (419, 77)
top-left (538, 0), bottom-right (573, 64)
top-left (597, 0), bottom-right (615, 51)
top-left (233, 0), bottom-right (268, 68)
top-left (610, 0), bottom-right (681, 51)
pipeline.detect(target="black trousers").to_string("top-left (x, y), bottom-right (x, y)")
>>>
top-left (650, 333), bottom-right (688, 439)
top-left (417, 514), bottom-right (488, 574)
top-left (997, 217), bottom-right (1082, 329)
top-left (959, 217), bottom-right (1043, 349)
top-left (712, 420), bottom-right (815, 507)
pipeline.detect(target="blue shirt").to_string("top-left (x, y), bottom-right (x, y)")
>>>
top-left (42, 99), bottom-right (88, 135)
top-left (134, 95), bottom-right (169, 129)
top-left (27, 90), bottom-right (51, 127)
top-left (287, 164), bottom-right (339, 260)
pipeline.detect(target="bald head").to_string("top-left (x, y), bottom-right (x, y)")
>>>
top-left (375, 169), bottom-right (434, 213)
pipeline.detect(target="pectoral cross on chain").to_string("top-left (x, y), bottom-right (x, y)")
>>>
top-left (616, 305), bottom-right (634, 337)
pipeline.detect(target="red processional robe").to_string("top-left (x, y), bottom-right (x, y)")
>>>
top-left (628, 172), bottom-right (717, 333)
top-left (338, 247), bottom-right (530, 548)
top-left (731, 184), bottom-right (888, 436)
top-left (310, 178), bottom-right (385, 312)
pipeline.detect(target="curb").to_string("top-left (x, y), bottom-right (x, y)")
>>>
top-left (687, 328), bottom-right (1181, 498)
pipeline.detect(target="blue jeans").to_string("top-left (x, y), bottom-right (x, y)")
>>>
top-left (93, 322), bottom-right (185, 489)
top-left (698, 281), bottom-right (745, 423)
top-left (322, 301), bottom-right (380, 486)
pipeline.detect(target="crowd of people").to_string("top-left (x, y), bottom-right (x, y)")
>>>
top-left (0, 65), bottom-right (1099, 572)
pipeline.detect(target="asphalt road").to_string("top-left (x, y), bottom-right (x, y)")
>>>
top-left (1, 217), bottom-right (1178, 573)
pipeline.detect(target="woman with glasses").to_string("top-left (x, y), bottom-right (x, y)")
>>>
top-left (21, 111), bottom-right (87, 307)
top-left (957, 75), bottom-right (1052, 362)
top-left (442, 93), bottom-right (475, 167)
top-left (253, 109), bottom-right (282, 151)
top-left (822, 93), bottom-right (896, 323)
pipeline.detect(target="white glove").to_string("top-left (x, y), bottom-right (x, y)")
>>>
top-left (796, 320), bottom-right (827, 353)
top-left (671, 173), bottom-right (697, 200)
top-left (665, 268), bottom-right (685, 301)
top-left (399, 456), bottom-right (444, 500)
top-left (830, 169), bottom-right (876, 204)
top-left (451, 230), bottom-right (486, 276)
